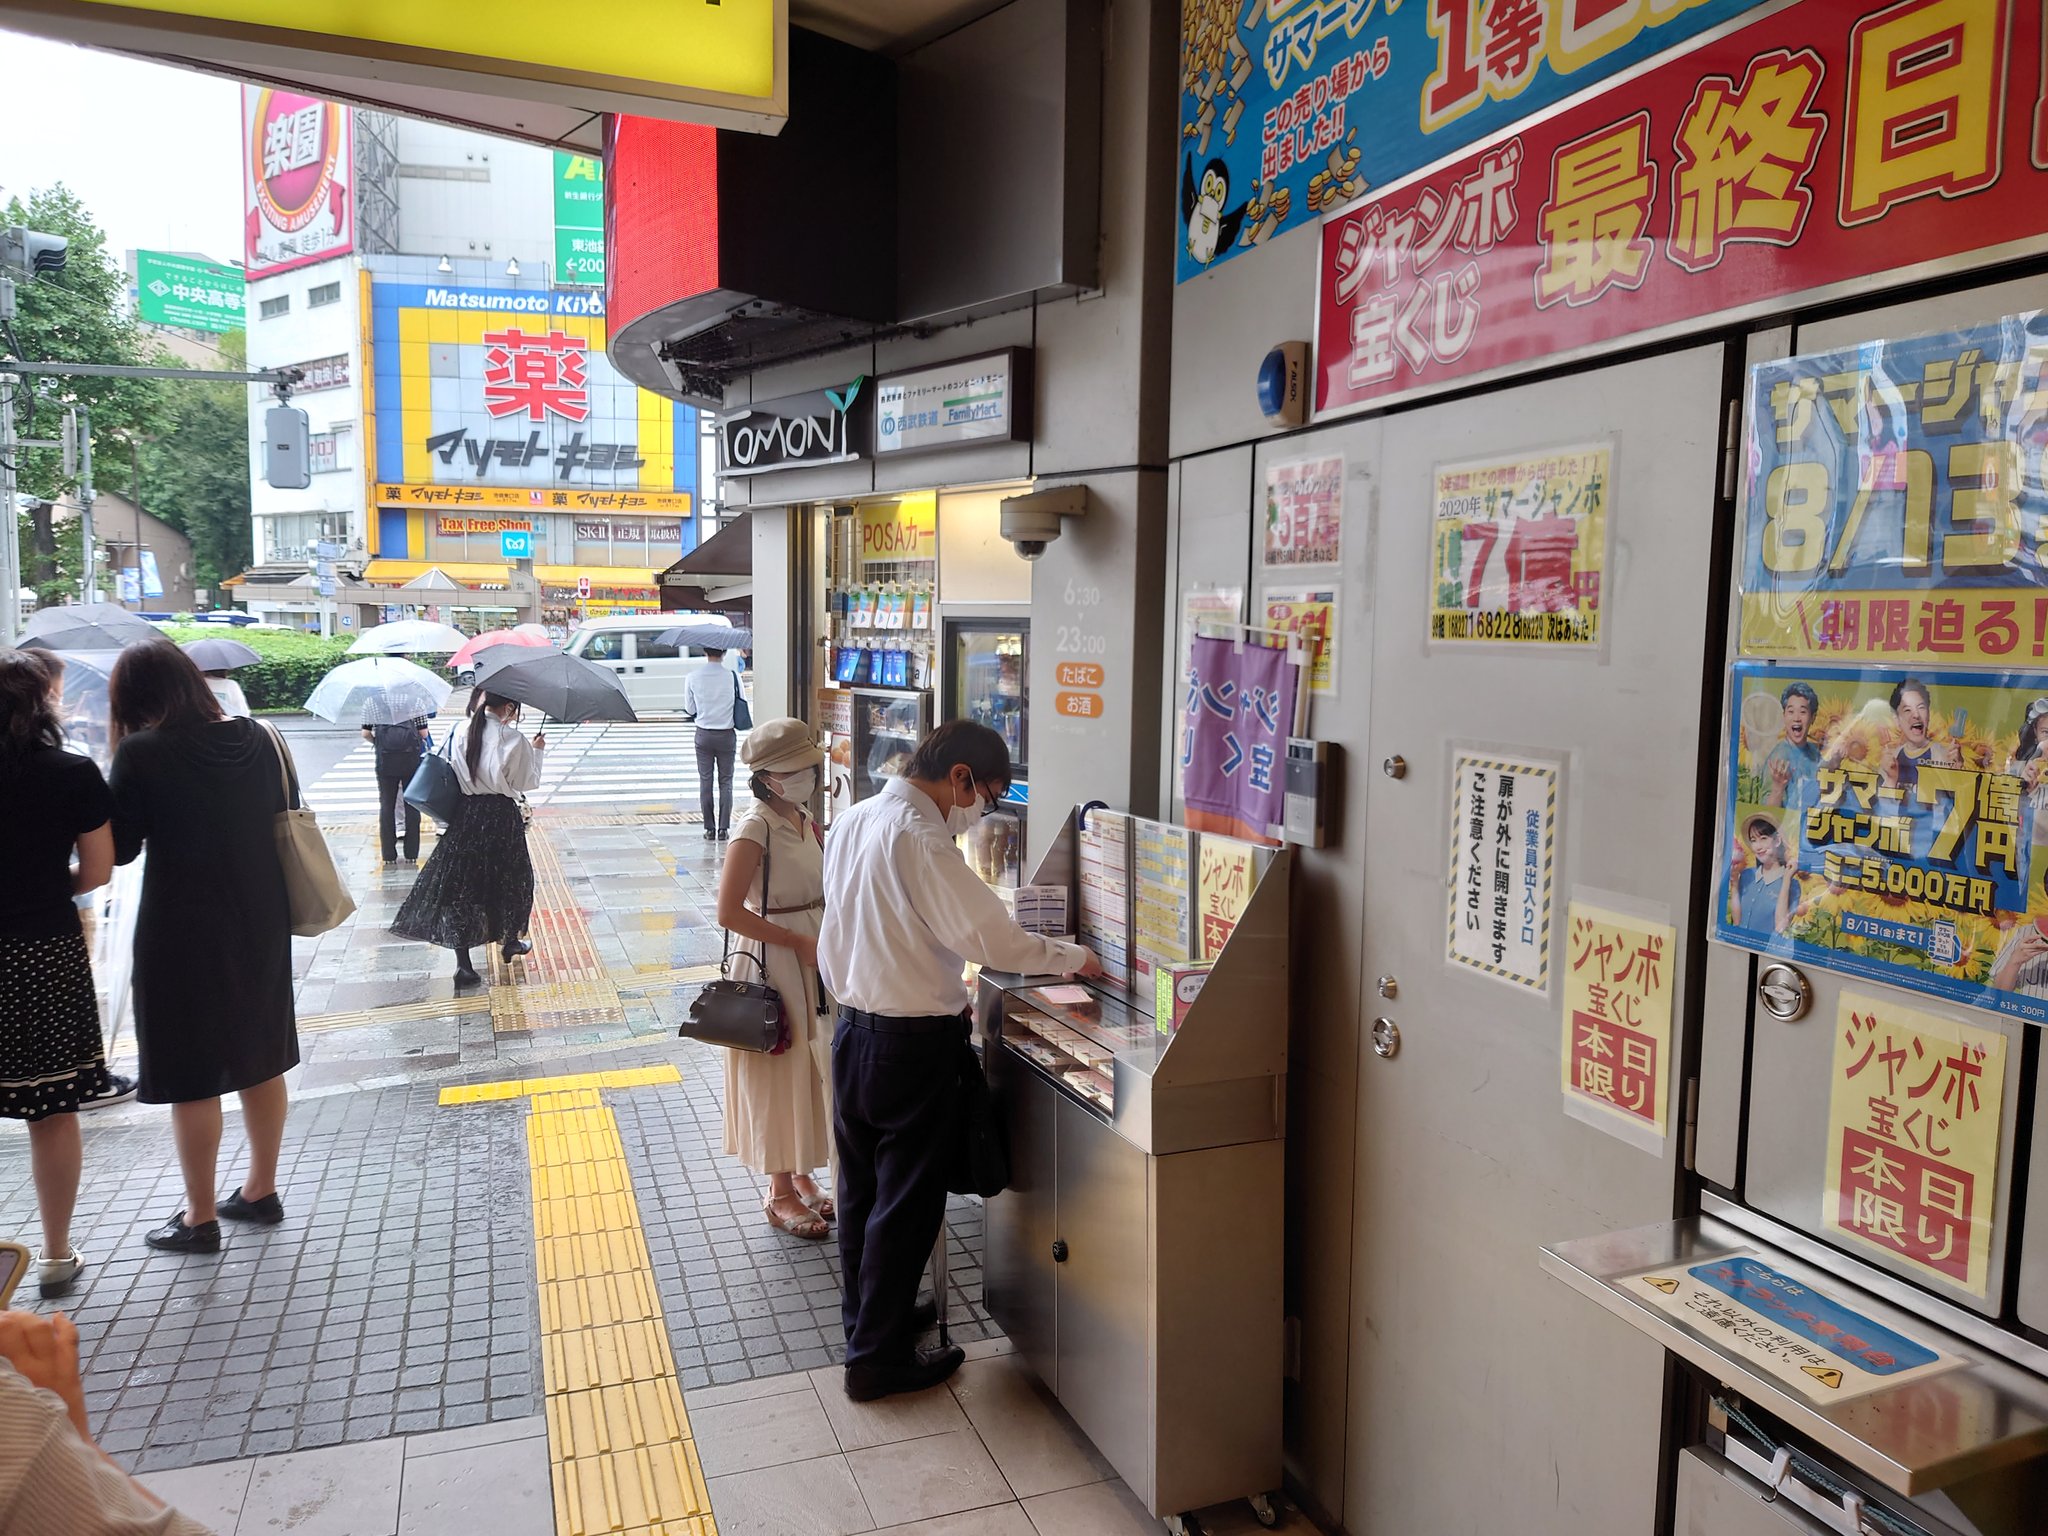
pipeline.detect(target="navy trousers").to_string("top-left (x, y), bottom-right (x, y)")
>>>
top-left (831, 1012), bottom-right (961, 1371)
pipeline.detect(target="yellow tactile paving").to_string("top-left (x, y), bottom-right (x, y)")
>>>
top-left (443, 1069), bottom-right (716, 1535)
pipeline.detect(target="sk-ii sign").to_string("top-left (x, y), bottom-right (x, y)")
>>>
top-left (718, 379), bottom-right (870, 477)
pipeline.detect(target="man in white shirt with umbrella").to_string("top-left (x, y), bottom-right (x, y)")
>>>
top-left (819, 721), bottom-right (1101, 1401)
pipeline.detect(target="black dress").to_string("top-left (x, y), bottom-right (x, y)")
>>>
top-left (0, 746), bottom-right (115, 1121)
top-left (110, 718), bottom-right (299, 1104)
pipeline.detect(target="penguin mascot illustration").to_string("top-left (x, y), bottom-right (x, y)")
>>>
top-left (1183, 153), bottom-right (1248, 268)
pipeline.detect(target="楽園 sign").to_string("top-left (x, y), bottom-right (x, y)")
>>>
top-left (243, 86), bottom-right (352, 276)
top-left (135, 250), bottom-right (244, 333)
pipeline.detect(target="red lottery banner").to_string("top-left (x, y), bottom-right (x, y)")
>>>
top-left (1316, 0), bottom-right (2048, 417)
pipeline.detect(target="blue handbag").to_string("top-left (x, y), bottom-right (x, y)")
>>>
top-left (402, 729), bottom-right (464, 825)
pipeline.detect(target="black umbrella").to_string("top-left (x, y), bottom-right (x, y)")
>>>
top-left (180, 637), bottom-right (262, 670)
top-left (475, 647), bottom-right (637, 723)
top-left (19, 603), bottom-right (162, 651)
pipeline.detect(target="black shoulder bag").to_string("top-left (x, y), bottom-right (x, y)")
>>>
top-left (683, 832), bottom-right (788, 1052)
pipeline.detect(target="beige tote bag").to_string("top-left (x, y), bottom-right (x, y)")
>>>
top-left (260, 721), bottom-right (357, 936)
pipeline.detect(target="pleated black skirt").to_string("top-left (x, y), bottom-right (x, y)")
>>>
top-left (390, 794), bottom-right (534, 951)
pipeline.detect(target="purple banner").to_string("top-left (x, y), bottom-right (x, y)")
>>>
top-left (1181, 634), bottom-right (1296, 845)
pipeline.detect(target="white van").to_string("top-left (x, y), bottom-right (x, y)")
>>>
top-left (565, 614), bottom-right (749, 714)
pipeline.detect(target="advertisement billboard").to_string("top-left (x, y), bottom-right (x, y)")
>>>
top-left (369, 280), bottom-right (696, 502)
top-left (553, 151), bottom-right (607, 288)
top-left (1315, 0), bottom-right (2048, 417)
top-left (243, 86), bottom-right (353, 276)
top-left (1177, 0), bottom-right (1769, 282)
top-left (134, 251), bottom-right (244, 333)
top-left (1719, 661), bottom-right (2048, 1026)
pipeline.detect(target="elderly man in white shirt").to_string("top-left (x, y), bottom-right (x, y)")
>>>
top-left (819, 721), bottom-right (1100, 1401)
top-left (682, 647), bottom-right (742, 841)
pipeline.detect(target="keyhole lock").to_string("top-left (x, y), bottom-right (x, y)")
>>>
top-left (1376, 975), bottom-right (1398, 999)
top-left (1382, 755), bottom-right (1407, 780)
top-left (1371, 1018), bottom-right (1401, 1059)
top-left (1052, 1239), bottom-right (1070, 1263)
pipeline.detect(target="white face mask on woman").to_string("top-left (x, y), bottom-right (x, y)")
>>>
top-left (772, 767), bottom-right (818, 803)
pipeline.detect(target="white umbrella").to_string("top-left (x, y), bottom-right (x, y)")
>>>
top-left (304, 656), bottom-right (453, 726)
top-left (348, 618), bottom-right (470, 655)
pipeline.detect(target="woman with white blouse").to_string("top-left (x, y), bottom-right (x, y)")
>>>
top-left (392, 691), bottom-right (545, 987)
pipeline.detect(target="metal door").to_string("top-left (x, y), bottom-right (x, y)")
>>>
top-left (985, 1055), bottom-right (1058, 1385)
top-left (1345, 343), bottom-right (1732, 1534)
top-left (1052, 1094), bottom-right (1150, 1503)
top-left (1733, 275), bottom-right (2048, 1322)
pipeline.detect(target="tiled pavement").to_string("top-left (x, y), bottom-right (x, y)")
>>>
top-left (0, 782), bottom-right (994, 1480)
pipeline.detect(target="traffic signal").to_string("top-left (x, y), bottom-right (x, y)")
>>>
top-left (264, 405), bottom-right (311, 490)
top-left (0, 227), bottom-right (68, 278)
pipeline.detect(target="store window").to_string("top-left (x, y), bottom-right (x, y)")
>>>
top-left (259, 512), bottom-right (347, 562)
top-left (307, 281), bottom-right (341, 308)
top-left (308, 425), bottom-right (354, 475)
top-left (258, 294), bottom-right (289, 320)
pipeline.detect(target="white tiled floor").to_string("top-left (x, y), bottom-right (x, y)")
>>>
top-left (132, 1342), bottom-right (1315, 1536)
top-left (693, 1339), bottom-right (1313, 1536)
top-left (136, 1416), bottom-right (551, 1536)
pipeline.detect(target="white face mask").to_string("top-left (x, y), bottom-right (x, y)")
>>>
top-left (944, 778), bottom-right (987, 837)
top-left (773, 767), bottom-right (818, 802)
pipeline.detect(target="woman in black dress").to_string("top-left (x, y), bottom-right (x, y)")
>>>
top-left (392, 691), bottom-right (545, 987)
top-left (0, 653), bottom-right (116, 1296)
top-left (108, 642), bottom-right (299, 1256)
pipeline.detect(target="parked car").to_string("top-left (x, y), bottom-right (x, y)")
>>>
top-left (563, 614), bottom-right (751, 714)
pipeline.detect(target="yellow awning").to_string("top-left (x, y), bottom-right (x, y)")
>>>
top-left (535, 566), bottom-right (658, 588)
top-left (363, 560), bottom-right (513, 586)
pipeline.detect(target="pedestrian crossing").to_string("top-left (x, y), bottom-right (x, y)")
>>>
top-left (304, 718), bottom-right (743, 816)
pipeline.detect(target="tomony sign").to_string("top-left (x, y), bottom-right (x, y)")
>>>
top-left (719, 379), bottom-right (870, 478)
top-left (0, 0), bottom-right (786, 137)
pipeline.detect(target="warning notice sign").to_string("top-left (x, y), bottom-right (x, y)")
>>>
top-left (1626, 1254), bottom-right (1961, 1404)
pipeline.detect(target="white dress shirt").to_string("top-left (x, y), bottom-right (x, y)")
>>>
top-left (449, 713), bottom-right (544, 797)
top-left (682, 662), bottom-right (739, 729)
top-left (819, 777), bottom-right (1086, 1016)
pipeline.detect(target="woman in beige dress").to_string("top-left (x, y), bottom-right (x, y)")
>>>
top-left (715, 718), bottom-right (835, 1239)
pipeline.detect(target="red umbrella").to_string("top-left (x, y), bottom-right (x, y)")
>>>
top-left (449, 628), bottom-right (550, 673)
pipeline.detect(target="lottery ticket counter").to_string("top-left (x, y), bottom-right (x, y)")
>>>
top-left (1541, 282), bottom-right (2048, 1535)
top-left (973, 808), bottom-right (1291, 1534)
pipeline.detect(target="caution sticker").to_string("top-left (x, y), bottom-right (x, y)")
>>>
top-left (1625, 1252), bottom-right (1963, 1403)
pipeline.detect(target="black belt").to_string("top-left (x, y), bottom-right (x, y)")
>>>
top-left (838, 1006), bottom-right (967, 1035)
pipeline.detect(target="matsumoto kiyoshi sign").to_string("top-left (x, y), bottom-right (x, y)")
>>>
top-left (369, 279), bottom-right (695, 498)
top-left (720, 379), bottom-right (872, 477)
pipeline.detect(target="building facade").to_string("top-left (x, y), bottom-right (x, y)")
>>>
top-left (233, 99), bottom-right (708, 631)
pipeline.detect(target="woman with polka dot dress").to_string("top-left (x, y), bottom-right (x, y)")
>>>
top-left (0, 652), bottom-right (117, 1297)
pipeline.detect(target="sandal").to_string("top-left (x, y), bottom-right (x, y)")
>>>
top-left (793, 1178), bottom-right (835, 1221)
top-left (765, 1193), bottom-right (830, 1241)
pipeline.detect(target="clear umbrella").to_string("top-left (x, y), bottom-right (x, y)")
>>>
top-left (19, 603), bottom-right (163, 652)
top-left (656, 622), bottom-right (752, 651)
top-left (474, 647), bottom-right (636, 722)
top-left (180, 636), bottom-right (262, 670)
top-left (304, 655), bottom-right (453, 726)
top-left (348, 618), bottom-right (470, 655)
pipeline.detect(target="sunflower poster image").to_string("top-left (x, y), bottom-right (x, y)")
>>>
top-left (1430, 442), bottom-right (1608, 647)
top-left (1720, 661), bottom-right (2048, 1024)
